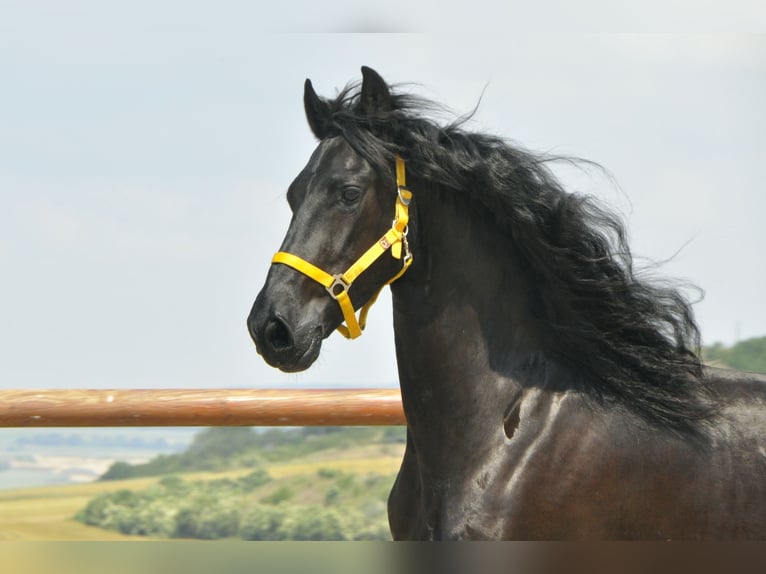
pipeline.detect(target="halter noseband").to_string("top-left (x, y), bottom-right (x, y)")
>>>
top-left (271, 156), bottom-right (413, 339)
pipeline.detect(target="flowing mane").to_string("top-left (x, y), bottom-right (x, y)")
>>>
top-left (250, 68), bottom-right (766, 540)
top-left (307, 81), bottom-right (717, 436)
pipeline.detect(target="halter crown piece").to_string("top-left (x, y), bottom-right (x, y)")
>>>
top-left (271, 156), bottom-right (413, 339)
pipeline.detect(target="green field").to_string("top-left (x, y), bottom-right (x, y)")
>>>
top-left (0, 444), bottom-right (404, 541)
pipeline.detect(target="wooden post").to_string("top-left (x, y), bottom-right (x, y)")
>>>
top-left (0, 389), bottom-right (406, 427)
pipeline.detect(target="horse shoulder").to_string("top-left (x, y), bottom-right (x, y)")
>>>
top-left (497, 391), bottom-right (717, 539)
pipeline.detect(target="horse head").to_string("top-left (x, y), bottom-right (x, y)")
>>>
top-left (247, 67), bottom-right (411, 372)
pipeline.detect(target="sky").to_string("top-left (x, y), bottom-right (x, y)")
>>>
top-left (1, 8), bottom-right (764, 391)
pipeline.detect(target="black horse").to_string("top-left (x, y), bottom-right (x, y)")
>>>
top-left (248, 67), bottom-right (766, 540)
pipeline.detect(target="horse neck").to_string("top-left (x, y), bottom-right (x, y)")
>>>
top-left (390, 181), bottom-right (549, 450)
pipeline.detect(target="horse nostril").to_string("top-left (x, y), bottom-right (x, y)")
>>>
top-left (265, 316), bottom-right (293, 351)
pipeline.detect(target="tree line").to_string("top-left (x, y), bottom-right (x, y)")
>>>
top-left (76, 468), bottom-right (393, 540)
top-left (703, 335), bottom-right (766, 373)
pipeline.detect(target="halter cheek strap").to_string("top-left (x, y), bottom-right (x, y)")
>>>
top-left (271, 156), bottom-right (413, 339)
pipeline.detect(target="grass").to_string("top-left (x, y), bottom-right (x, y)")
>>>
top-left (0, 444), bottom-right (403, 540)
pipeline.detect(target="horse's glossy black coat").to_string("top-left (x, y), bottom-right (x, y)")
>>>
top-left (248, 67), bottom-right (766, 539)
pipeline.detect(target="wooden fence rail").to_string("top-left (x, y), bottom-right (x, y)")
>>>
top-left (0, 389), bottom-right (405, 427)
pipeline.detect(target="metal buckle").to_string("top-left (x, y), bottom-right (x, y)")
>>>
top-left (326, 274), bottom-right (349, 300)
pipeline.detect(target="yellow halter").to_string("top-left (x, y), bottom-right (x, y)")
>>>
top-left (271, 156), bottom-right (413, 339)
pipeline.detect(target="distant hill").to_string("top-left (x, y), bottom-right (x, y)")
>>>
top-left (703, 335), bottom-right (766, 374)
top-left (100, 426), bottom-right (405, 480)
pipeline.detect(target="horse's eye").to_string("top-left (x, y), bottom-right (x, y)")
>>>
top-left (341, 186), bottom-right (362, 204)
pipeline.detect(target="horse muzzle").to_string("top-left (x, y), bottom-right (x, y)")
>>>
top-left (247, 292), bottom-right (324, 373)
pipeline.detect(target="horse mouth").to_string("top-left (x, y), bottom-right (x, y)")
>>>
top-left (251, 319), bottom-right (324, 374)
top-left (276, 330), bottom-right (323, 373)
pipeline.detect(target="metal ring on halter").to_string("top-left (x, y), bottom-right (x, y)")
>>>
top-left (391, 218), bottom-right (410, 235)
top-left (326, 275), bottom-right (349, 299)
top-left (397, 187), bottom-right (411, 205)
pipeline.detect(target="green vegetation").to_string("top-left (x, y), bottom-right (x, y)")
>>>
top-left (100, 426), bottom-right (405, 480)
top-left (75, 467), bottom-right (393, 540)
top-left (703, 336), bottom-right (766, 373)
top-left (73, 426), bottom-right (405, 540)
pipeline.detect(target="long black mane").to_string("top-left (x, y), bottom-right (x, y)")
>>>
top-left (317, 81), bottom-right (716, 437)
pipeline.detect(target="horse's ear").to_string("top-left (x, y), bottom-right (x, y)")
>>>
top-left (359, 66), bottom-right (392, 116)
top-left (304, 79), bottom-right (332, 140)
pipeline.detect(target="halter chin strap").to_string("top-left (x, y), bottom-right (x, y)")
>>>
top-left (271, 156), bottom-right (413, 339)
